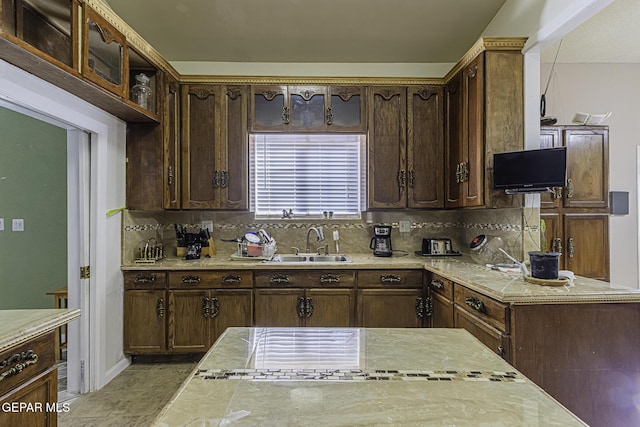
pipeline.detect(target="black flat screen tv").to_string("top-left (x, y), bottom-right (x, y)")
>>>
top-left (493, 147), bottom-right (567, 193)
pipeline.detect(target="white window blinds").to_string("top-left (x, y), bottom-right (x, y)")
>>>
top-left (251, 134), bottom-right (365, 217)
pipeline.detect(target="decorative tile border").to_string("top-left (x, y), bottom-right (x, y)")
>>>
top-left (195, 368), bottom-right (525, 383)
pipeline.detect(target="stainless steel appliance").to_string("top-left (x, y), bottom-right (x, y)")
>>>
top-left (370, 225), bottom-right (393, 257)
top-left (422, 238), bottom-right (453, 255)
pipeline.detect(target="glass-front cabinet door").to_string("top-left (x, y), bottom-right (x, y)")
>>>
top-left (289, 86), bottom-right (326, 132)
top-left (251, 85), bottom-right (288, 131)
top-left (82, 5), bottom-right (126, 97)
top-left (328, 86), bottom-right (366, 132)
top-left (1, 0), bottom-right (78, 70)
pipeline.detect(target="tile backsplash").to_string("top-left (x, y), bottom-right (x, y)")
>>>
top-left (122, 208), bottom-right (535, 265)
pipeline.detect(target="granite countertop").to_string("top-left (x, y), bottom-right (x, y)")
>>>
top-left (152, 327), bottom-right (587, 426)
top-left (0, 309), bottom-right (81, 353)
top-left (123, 253), bottom-right (640, 305)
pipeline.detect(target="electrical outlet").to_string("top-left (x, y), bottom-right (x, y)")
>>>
top-left (12, 218), bottom-right (24, 231)
top-left (201, 220), bottom-right (213, 232)
top-left (0, 218), bottom-right (4, 231)
top-left (399, 220), bottom-right (411, 233)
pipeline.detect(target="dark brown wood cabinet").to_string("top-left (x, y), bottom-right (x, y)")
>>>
top-left (181, 84), bottom-right (248, 210)
top-left (123, 272), bottom-right (167, 353)
top-left (540, 125), bottom-right (610, 280)
top-left (357, 270), bottom-right (426, 327)
top-left (251, 85), bottom-right (365, 132)
top-left (427, 274), bottom-right (454, 328)
top-left (254, 270), bottom-right (356, 327)
top-left (0, 332), bottom-right (58, 427)
top-left (445, 49), bottom-right (524, 209)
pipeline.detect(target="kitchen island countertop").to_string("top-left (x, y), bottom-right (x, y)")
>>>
top-left (0, 308), bottom-right (81, 353)
top-left (152, 327), bottom-right (587, 426)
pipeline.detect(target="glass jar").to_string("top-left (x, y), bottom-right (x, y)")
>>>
top-left (130, 73), bottom-right (152, 110)
top-left (469, 234), bottom-right (506, 265)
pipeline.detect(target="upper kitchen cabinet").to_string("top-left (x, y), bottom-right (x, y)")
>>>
top-left (251, 85), bottom-right (366, 132)
top-left (445, 38), bottom-right (526, 209)
top-left (367, 86), bottom-right (407, 209)
top-left (181, 84), bottom-right (248, 210)
top-left (540, 125), bottom-right (609, 210)
top-left (368, 85), bottom-right (444, 209)
top-left (127, 46), bottom-right (160, 117)
top-left (0, 0), bottom-right (78, 70)
top-left (82, 5), bottom-right (127, 97)
top-left (407, 86), bottom-right (445, 208)
top-left (126, 73), bottom-right (180, 211)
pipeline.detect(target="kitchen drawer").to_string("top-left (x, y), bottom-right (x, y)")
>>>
top-left (0, 331), bottom-right (55, 397)
top-left (169, 271), bottom-right (253, 289)
top-left (124, 271), bottom-right (167, 289)
top-left (358, 270), bottom-right (423, 288)
top-left (454, 306), bottom-right (510, 361)
top-left (454, 285), bottom-right (509, 333)
top-left (428, 273), bottom-right (453, 300)
top-left (255, 270), bottom-right (356, 288)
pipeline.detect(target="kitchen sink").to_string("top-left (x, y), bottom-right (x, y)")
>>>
top-left (267, 254), bottom-right (352, 264)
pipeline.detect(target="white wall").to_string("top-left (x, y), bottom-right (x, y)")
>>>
top-left (540, 62), bottom-right (638, 288)
top-left (0, 59), bottom-right (129, 391)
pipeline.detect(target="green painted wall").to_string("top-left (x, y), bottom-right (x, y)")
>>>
top-left (0, 106), bottom-right (67, 309)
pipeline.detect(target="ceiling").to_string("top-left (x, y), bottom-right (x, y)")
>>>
top-left (103, 0), bottom-right (638, 66)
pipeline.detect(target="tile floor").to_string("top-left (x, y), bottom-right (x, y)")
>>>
top-left (57, 360), bottom-right (196, 426)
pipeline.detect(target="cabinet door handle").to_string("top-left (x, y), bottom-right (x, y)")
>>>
top-left (325, 107), bottom-right (333, 125)
top-left (465, 296), bottom-right (486, 314)
top-left (220, 170), bottom-right (229, 188)
top-left (222, 275), bottom-right (242, 284)
top-left (270, 274), bottom-right (290, 284)
top-left (409, 170), bottom-right (416, 187)
top-left (202, 297), bottom-right (210, 317)
top-left (212, 170), bottom-right (220, 187)
top-left (210, 297), bottom-right (220, 318)
top-left (282, 106), bottom-right (290, 124)
top-left (156, 298), bottom-right (164, 318)
top-left (461, 162), bottom-right (470, 182)
top-left (552, 237), bottom-right (562, 253)
top-left (381, 274), bottom-right (401, 284)
top-left (320, 274), bottom-right (340, 284)
top-left (305, 297), bottom-right (314, 318)
top-left (296, 296), bottom-right (306, 318)
top-left (415, 297), bottom-right (425, 318)
top-left (568, 237), bottom-right (575, 258)
top-left (455, 163), bottom-right (462, 183)
top-left (566, 178), bottom-right (574, 198)
top-left (430, 279), bottom-right (444, 290)
top-left (497, 345), bottom-right (504, 357)
top-left (553, 186), bottom-right (563, 199)
top-left (167, 166), bottom-right (174, 185)
top-left (134, 274), bottom-right (156, 284)
top-left (181, 275), bottom-right (202, 284)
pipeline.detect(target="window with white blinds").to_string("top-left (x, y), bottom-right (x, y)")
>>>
top-left (250, 134), bottom-right (365, 218)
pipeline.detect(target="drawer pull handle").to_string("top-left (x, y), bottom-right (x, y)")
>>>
top-left (320, 274), bottom-right (340, 284)
top-left (156, 298), bottom-right (164, 317)
top-left (270, 274), bottom-right (290, 284)
top-left (182, 275), bottom-right (202, 284)
top-left (134, 274), bottom-right (156, 284)
top-left (222, 275), bottom-right (242, 284)
top-left (381, 274), bottom-right (401, 284)
top-left (430, 279), bottom-right (444, 290)
top-left (465, 296), bottom-right (486, 314)
top-left (0, 351), bottom-right (39, 382)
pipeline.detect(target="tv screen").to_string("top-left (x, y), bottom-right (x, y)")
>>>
top-left (493, 147), bottom-right (567, 192)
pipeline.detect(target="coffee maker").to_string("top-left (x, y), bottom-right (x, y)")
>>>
top-left (370, 225), bottom-right (393, 257)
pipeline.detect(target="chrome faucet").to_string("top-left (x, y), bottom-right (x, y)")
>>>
top-left (306, 226), bottom-right (325, 253)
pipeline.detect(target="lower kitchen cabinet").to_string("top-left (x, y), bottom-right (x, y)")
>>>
top-left (168, 289), bottom-right (253, 352)
top-left (0, 367), bottom-right (58, 427)
top-left (357, 270), bottom-right (426, 327)
top-left (123, 289), bottom-right (167, 353)
top-left (254, 270), bottom-right (356, 327)
top-left (427, 274), bottom-right (454, 328)
top-left (453, 305), bottom-right (510, 360)
top-left (254, 288), bottom-right (355, 327)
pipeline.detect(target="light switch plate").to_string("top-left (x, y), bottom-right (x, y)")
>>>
top-left (0, 218), bottom-right (4, 231)
top-left (399, 220), bottom-right (411, 233)
top-left (12, 218), bottom-right (24, 231)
